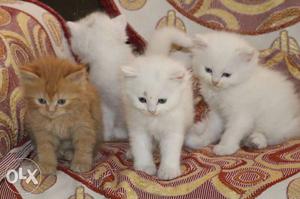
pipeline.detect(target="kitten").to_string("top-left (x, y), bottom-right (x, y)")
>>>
top-left (185, 32), bottom-right (300, 155)
top-left (121, 27), bottom-right (194, 180)
top-left (20, 57), bottom-right (102, 175)
top-left (67, 12), bottom-right (133, 141)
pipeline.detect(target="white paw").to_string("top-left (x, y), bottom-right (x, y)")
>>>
top-left (157, 165), bottom-right (181, 180)
top-left (213, 144), bottom-right (239, 156)
top-left (244, 133), bottom-right (267, 149)
top-left (185, 122), bottom-right (212, 149)
top-left (103, 131), bottom-right (113, 142)
top-left (113, 127), bottom-right (128, 140)
top-left (134, 163), bottom-right (156, 176)
top-left (189, 122), bottom-right (206, 135)
top-left (185, 131), bottom-right (212, 149)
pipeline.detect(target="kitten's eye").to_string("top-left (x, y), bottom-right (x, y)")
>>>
top-left (222, 73), bottom-right (231, 78)
top-left (138, 97), bottom-right (147, 103)
top-left (57, 99), bottom-right (66, 105)
top-left (158, 98), bottom-right (167, 104)
top-left (38, 98), bottom-right (47, 105)
top-left (205, 67), bottom-right (213, 74)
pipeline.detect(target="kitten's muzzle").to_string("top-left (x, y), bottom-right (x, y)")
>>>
top-left (212, 80), bottom-right (220, 86)
top-left (147, 105), bottom-right (157, 115)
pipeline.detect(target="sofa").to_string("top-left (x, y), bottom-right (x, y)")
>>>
top-left (0, 1), bottom-right (300, 199)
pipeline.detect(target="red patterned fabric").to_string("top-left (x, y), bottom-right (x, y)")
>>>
top-left (58, 140), bottom-right (300, 199)
top-left (167, 0), bottom-right (300, 35)
top-left (0, 180), bottom-right (22, 199)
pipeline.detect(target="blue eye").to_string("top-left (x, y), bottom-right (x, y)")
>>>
top-left (158, 98), bottom-right (167, 104)
top-left (57, 99), bottom-right (66, 105)
top-left (138, 97), bottom-right (147, 103)
top-left (205, 67), bottom-right (212, 74)
top-left (38, 98), bottom-right (47, 105)
top-left (222, 73), bottom-right (231, 78)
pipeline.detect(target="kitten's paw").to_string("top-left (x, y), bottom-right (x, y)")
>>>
top-left (134, 163), bottom-right (156, 176)
top-left (113, 128), bottom-right (128, 140)
top-left (157, 165), bottom-right (181, 180)
top-left (103, 131), bottom-right (114, 142)
top-left (185, 122), bottom-right (211, 149)
top-left (189, 122), bottom-right (206, 135)
top-left (213, 144), bottom-right (239, 156)
top-left (244, 133), bottom-right (267, 149)
top-left (185, 133), bottom-right (211, 149)
top-left (39, 162), bottom-right (57, 175)
top-left (71, 161), bottom-right (92, 173)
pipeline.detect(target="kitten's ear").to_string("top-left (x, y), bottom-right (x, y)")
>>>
top-left (66, 67), bottom-right (87, 85)
top-left (237, 48), bottom-right (258, 63)
top-left (170, 70), bottom-right (186, 82)
top-left (121, 65), bottom-right (137, 78)
top-left (19, 66), bottom-right (40, 83)
top-left (113, 15), bottom-right (127, 30)
top-left (193, 34), bottom-right (208, 49)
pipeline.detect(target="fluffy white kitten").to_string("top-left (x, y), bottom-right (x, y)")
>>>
top-left (67, 12), bottom-right (133, 141)
top-left (186, 32), bottom-right (300, 155)
top-left (121, 27), bottom-right (194, 180)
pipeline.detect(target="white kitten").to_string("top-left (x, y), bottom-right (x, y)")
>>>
top-left (67, 12), bottom-right (134, 141)
top-left (121, 27), bottom-right (194, 180)
top-left (186, 32), bottom-right (300, 155)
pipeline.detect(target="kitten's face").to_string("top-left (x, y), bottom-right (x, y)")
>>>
top-left (26, 81), bottom-right (80, 118)
top-left (192, 33), bottom-right (258, 89)
top-left (20, 58), bottom-right (87, 119)
top-left (122, 57), bottom-right (187, 116)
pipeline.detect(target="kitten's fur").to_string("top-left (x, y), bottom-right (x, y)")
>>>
top-left (186, 32), bottom-right (300, 155)
top-left (121, 27), bottom-right (194, 180)
top-left (20, 57), bottom-right (102, 174)
top-left (67, 12), bottom-right (133, 141)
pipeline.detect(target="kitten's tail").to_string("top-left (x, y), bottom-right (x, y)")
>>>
top-left (146, 27), bottom-right (193, 56)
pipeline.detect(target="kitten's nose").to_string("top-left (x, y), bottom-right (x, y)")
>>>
top-left (147, 105), bottom-right (157, 115)
top-left (47, 105), bottom-right (56, 112)
top-left (212, 80), bottom-right (219, 86)
top-left (148, 110), bottom-right (156, 114)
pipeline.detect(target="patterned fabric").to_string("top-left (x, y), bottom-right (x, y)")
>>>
top-left (167, 0), bottom-right (300, 35)
top-left (57, 140), bottom-right (300, 199)
top-left (260, 30), bottom-right (300, 93)
top-left (0, 1), bottom-right (74, 159)
top-left (287, 177), bottom-right (300, 199)
top-left (0, 180), bottom-right (22, 199)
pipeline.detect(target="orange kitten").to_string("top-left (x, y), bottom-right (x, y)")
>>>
top-left (20, 57), bottom-right (102, 175)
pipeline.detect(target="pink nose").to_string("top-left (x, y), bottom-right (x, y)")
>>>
top-left (148, 109), bottom-right (156, 114)
top-left (212, 80), bottom-right (219, 86)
